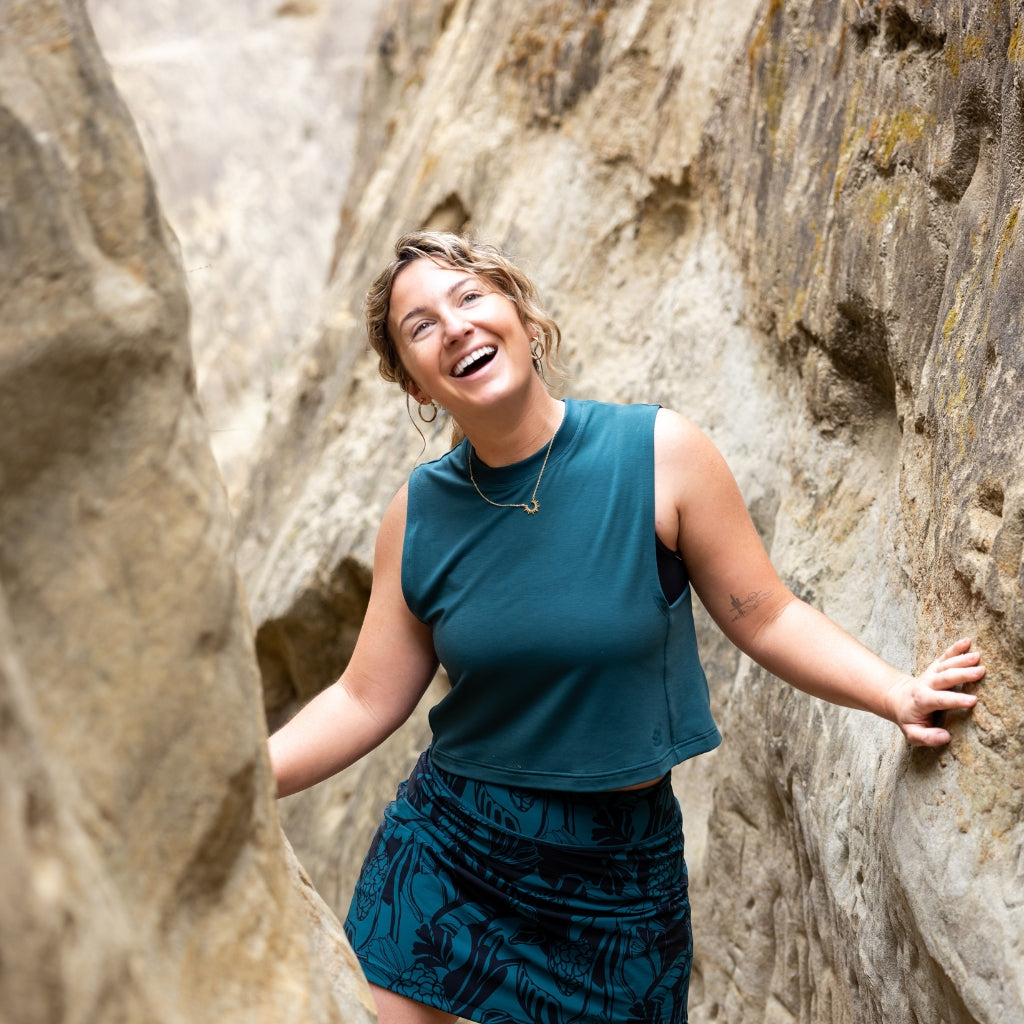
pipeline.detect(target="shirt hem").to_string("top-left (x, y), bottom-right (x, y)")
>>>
top-left (428, 726), bottom-right (723, 792)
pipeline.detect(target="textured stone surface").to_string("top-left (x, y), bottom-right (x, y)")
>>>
top-left (699, 4), bottom-right (1024, 1021)
top-left (237, 1), bottom-right (1023, 1022)
top-left (0, 585), bottom-right (157, 1022)
top-left (0, 2), bottom-right (372, 1020)
top-left (8, 0), bottom-right (1023, 1019)
top-left (85, 0), bottom-right (381, 503)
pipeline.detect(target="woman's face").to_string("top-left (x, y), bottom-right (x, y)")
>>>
top-left (387, 258), bottom-right (536, 418)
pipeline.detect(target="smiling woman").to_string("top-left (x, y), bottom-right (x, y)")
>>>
top-left (364, 233), bottom-right (564, 450)
top-left (268, 231), bottom-right (985, 1024)
top-left (386, 260), bottom-right (539, 430)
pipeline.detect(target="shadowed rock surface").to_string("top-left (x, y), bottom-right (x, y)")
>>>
top-left (0, 1), bottom-right (373, 1020)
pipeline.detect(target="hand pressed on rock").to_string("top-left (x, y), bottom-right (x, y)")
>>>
top-left (892, 637), bottom-right (985, 747)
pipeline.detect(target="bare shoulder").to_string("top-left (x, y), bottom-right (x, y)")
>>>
top-left (654, 405), bottom-right (698, 443)
top-left (654, 408), bottom-right (786, 637)
top-left (654, 407), bottom-right (731, 483)
top-left (654, 408), bottom-right (724, 551)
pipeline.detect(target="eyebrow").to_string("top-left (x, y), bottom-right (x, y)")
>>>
top-left (397, 276), bottom-right (479, 334)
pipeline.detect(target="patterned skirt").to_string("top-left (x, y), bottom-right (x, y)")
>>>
top-left (343, 749), bottom-right (692, 1023)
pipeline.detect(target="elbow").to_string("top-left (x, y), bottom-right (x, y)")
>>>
top-left (266, 734), bottom-right (291, 799)
top-left (727, 590), bottom-right (800, 663)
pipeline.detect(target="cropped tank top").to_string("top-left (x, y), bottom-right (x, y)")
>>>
top-left (402, 399), bottom-right (722, 791)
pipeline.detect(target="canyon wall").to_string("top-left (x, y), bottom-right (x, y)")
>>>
top-left (243, 1), bottom-right (1024, 1022)
top-left (4, 0), bottom-right (1022, 1022)
top-left (0, 1), bottom-right (373, 1020)
top-left (85, 0), bottom-right (380, 504)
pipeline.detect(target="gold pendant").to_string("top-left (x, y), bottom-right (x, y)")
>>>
top-left (524, 499), bottom-right (540, 514)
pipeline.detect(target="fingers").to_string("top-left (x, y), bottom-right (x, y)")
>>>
top-left (917, 668), bottom-right (980, 715)
top-left (929, 660), bottom-right (984, 693)
top-left (939, 636), bottom-right (974, 660)
top-left (926, 692), bottom-right (979, 722)
top-left (899, 691), bottom-right (975, 747)
top-left (902, 722), bottom-right (952, 747)
top-left (927, 638), bottom-right (985, 691)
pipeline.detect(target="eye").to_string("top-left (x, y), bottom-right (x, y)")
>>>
top-left (409, 319), bottom-right (432, 339)
top-left (460, 289), bottom-right (483, 305)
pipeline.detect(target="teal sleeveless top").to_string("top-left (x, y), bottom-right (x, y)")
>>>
top-left (402, 399), bottom-right (721, 791)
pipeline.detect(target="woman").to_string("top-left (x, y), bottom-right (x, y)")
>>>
top-left (269, 231), bottom-right (984, 1024)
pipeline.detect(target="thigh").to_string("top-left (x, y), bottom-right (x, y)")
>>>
top-left (369, 984), bottom-right (458, 1024)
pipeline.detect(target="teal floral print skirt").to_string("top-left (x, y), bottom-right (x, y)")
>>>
top-left (344, 749), bottom-right (692, 1023)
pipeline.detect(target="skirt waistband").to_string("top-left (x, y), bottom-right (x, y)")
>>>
top-left (401, 748), bottom-right (681, 850)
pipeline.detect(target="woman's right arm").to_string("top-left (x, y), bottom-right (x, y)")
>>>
top-left (268, 484), bottom-right (439, 797)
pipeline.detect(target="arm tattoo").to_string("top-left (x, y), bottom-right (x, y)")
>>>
top-left (729, 591), bottom-right (769, 621)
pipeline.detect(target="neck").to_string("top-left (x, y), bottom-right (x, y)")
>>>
top-left (459, 390), bottom-right (565, 467)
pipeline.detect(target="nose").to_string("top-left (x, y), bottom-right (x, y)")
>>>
top-left (440, 309), bottom-right (472, 344)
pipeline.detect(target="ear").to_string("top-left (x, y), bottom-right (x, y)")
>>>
top-left (406, 381), bottom-right (432, 406)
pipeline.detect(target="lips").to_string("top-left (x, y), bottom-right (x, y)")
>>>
top-left (451, 345), bottom-right (497, 378)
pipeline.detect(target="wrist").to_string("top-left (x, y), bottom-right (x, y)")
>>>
top-left (881, 669), bottom-right (913, 724)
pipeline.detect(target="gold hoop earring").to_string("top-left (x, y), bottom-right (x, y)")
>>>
top-left (417, 401), bottom-right (439, 424)
top-left (530, 340), bottom-right (543, 361)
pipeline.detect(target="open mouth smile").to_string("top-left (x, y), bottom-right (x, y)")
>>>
top-left (452, 346), bottom-right (497, 378)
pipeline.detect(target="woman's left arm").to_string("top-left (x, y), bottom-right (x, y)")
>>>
top-left (654, 409), bottom-right (984, 746)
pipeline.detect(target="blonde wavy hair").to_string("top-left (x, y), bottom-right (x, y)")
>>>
top-left (365, 231), bottom-right (564, 442)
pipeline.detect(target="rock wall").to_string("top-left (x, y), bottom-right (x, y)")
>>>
top-left (697, 4), bottom-right (1024, 1021)
top-left (239, 1), bottom-right (1023, 1022)
top-left (6, 0), bottom-right (1023, 1020)
top-left (0, 1), bottom-right (373, 1021)
top-left (85, 0), bottom-right (381, 504)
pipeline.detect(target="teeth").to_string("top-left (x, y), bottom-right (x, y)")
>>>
top-left (453, 346), bottom-right (496, 377)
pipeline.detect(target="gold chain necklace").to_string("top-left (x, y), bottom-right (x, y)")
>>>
top-left (468, 426), bottom-right (559, 515)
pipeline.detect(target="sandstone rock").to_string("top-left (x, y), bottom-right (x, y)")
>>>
top-left (236, 1), bottom-right (1023, 1022)
top-left (85, 0), bottom-right (382, 505)
top-left (14, 0), bottom-right (1021, 1019)
top-left (699, 4), bottom-right (1024, 1020)
top-left (0, 1), bottom-right (372, 1020)
top-left (0, 585), bottom-right (159, 1022)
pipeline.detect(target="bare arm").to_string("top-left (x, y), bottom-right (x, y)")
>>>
top-left (268, 484), bottom-right (439, 797)
top-left (654, 409), bottom-right (984, 746)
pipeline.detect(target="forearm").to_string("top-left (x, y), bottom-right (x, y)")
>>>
top-left (743, 597), bottom-right (905, 722)
top-left (268, 678), bottom-right (402, 798)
